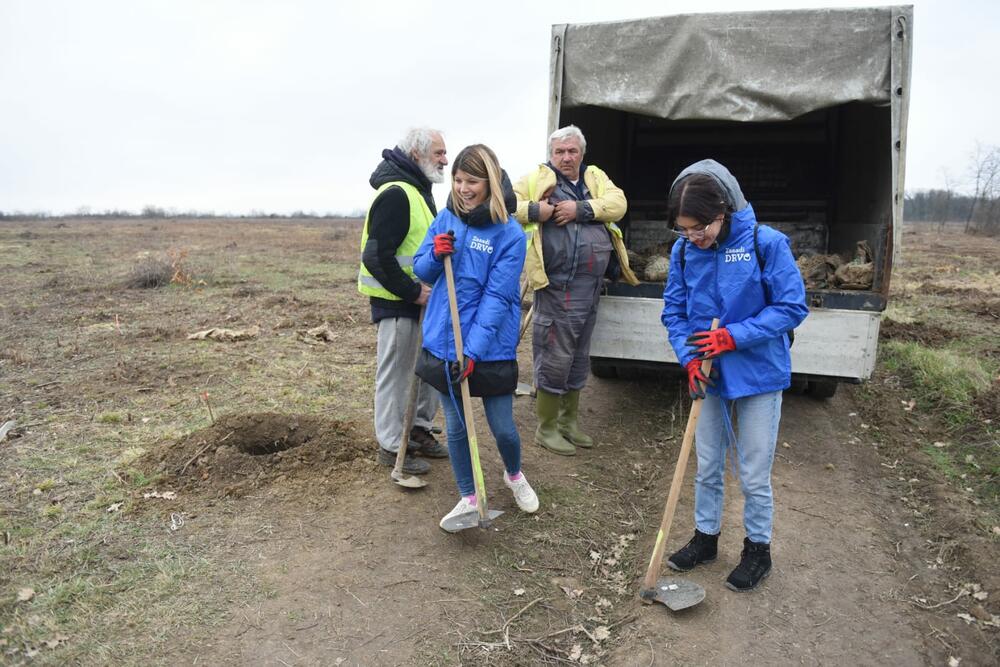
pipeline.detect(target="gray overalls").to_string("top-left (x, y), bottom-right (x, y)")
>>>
top-left (530, 170), bottom-right (612, 394)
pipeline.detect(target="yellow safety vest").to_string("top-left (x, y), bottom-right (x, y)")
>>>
top-left (357, 181), bottom-right (433, 300)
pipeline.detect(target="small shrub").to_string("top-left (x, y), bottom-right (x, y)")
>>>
top-left (124, 256), bottom-right (173, 289)
top-left (97, 412), bottom-right (124, 424)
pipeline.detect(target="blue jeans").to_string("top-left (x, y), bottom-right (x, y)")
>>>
top-left (438, 391), bottom-right (521, 497)
top-left (694, 390), bottom-right (782, 544)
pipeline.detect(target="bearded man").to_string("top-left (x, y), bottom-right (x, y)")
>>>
top-left (358, 127), bottom-right (449, 473)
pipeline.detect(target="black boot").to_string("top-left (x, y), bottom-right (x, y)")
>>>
top-left (666, 529), bottom-right (719, 572)
top-left (725, 538), bottom-right (772, 591)
top-left (409, 426), bottom-right (449, 458)
top-left (377, 447), bottom-right (430, 474)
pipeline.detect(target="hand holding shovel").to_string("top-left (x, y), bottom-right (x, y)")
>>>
top-left (438, 251), bottom-right (503, 532)
top-left (639, 318), bottom-right (720, 611)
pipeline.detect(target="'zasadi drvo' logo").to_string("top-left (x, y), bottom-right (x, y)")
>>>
top-left (724, 246), bottom-right (752, 263)
top-left (469, 235), bottom-right (494, 254)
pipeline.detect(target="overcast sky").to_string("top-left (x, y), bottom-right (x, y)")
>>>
top-left (1, 0), bottom-right (996, 215)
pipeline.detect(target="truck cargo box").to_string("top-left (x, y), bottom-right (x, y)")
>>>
top-left (544, 6), bottom-right (913, 394)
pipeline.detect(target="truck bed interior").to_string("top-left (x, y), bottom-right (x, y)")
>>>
top-left (560, 103), bottom-right (893, 311)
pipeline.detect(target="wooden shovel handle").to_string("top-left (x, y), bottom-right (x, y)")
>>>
top-left (392, 306), bottom-right (425, 477)
top-left (641, 318), bottom-right (720, 594)
top-left (443, 254), bottom-right (489, 521)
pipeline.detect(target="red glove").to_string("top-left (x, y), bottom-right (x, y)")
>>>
top-left (433, 231), bottom-right (455, 259)
top-left (449, 356), bottom-right (475, 383)
top-left (685, 358), bottom-right (716, 400)
top-left (686, 328), bottom-right (736, 359)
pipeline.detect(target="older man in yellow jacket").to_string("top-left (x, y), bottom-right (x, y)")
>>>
top-left (514, 125), bottom-right (639, 456)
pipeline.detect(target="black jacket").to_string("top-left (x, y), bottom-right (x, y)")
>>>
top-left (362, 148), bottom-right (438, 323)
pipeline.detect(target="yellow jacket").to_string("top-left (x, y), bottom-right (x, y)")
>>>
top-left (513, 164), bottom-right (639, 290)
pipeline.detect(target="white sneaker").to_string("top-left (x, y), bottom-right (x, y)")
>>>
top-left (504, 472), bottom-right (539, 513)
top-left (439, 497), bottom-right (477, 532)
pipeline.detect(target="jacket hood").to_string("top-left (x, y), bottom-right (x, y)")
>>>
top-left (369, 147), bottom-right (434, 194)
top-left (670, 159), bottom-right (748, 211)
top-left (445, 169), bottom-right (517, 227)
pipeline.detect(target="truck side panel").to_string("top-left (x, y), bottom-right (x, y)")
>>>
top-left (590, 296), bottom-right (880, 381)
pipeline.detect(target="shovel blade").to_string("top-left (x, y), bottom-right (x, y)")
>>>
top-left (440, 509), bottom-right (504, 533)
top-left (643, 577), bottom-right (705, 611)
top-left (391, 471), bottom-right (428, 489)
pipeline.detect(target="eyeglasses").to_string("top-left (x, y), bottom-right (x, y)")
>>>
top-left (671, 215), bottom-right (723, 241)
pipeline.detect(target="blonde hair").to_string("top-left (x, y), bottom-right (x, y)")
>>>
top-left (450, 144), bottom-right (508, 223)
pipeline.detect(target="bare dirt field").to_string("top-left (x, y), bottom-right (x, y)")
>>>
top-left (1, 218), bottom-right (997, 665)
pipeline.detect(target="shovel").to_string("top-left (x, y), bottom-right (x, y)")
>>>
top-left (514, 302), bottom-right (535, 397)
top-left (438, 252), bottom-right (503, 531)
top-left (391, 306), bottom-right (429, 489)
top-left (639, 318), bottom-right (719, 611)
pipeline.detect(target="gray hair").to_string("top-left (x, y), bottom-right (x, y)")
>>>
top-left (398, 127), bottom-right (443, 159)
top-left (548, 125), bottom-right (586, 155)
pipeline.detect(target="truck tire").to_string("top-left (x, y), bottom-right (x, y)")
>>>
top-left (806, 380), bottom-right (838, 399)
top-left (786, 379), bottom-right (809, 395)
top-left (591, 362), bottom-right (618, 379)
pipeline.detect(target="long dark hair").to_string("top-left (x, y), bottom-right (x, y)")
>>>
top-left (667, 174), bottom-right (732, 228)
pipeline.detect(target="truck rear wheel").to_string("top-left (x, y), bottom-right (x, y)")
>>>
top-left (806, 380), bottom-right (838, 399)
top-left (786, 379), bottom-right (809, 395)
top-left (591, 362), bottom-right (618, 379)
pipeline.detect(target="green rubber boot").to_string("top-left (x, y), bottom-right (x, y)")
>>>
top-left (535, 389), bottom-right (576, 456)
top-left (558, 389), bottom-right (593, 448)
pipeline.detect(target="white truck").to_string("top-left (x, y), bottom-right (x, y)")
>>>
top-left (546, 6), bottom-right (913, 397)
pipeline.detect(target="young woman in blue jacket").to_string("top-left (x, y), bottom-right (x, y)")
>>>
top-left (413, 144), bottom-right (540, 531)
top-left (661, 159), bottom-right (808, 591)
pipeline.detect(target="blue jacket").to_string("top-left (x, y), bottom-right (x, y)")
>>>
top-left (661, 204), bottom-right (808, 400)
top-left (414, 208), bottom-right (526, 363)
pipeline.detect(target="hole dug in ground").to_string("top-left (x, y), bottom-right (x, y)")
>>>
top-left (137, 412), bottom-right (371, 497)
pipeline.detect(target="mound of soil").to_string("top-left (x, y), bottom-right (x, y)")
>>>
top-left (879, 318), bottom-right (956, 347)
top-left (918, 283), bottom-right (990, 299)
top-left (138, 412), bottom-right (370, 497)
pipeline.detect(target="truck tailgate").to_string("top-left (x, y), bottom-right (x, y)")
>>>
top-left (590, 296), bottom-right (880, 381)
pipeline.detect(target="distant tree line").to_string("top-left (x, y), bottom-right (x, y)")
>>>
top-left (905, 143), bottom-right (1000, 236)
top-left (904, 190), bottom-right (974, 222)
top-left (0, 206), bottom-right (366, 221)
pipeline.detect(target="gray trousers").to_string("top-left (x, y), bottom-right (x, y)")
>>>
top-left (532, 272), bottom-right (604, 395)
top-left (374, 317), bottom-right (439, 452)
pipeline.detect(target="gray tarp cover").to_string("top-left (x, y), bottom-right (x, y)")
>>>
top-left (559, 7), bottom-right (899, 122)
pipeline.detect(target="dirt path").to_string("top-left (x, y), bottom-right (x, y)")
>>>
top-left (614, 392), bottom-right (926, 665)
top-left (192, 379), bottom-right (989, 666)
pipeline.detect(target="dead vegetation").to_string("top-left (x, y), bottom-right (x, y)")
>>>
top-left (1, 218), bottom-right (997, 665)
top-left (123, 248), bottom-right (213, 289)
top-left (123, 255), bottom-right (174, 288)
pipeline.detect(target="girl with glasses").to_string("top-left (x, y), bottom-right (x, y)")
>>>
top-left (660, 159), bottom-right (808, 591)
